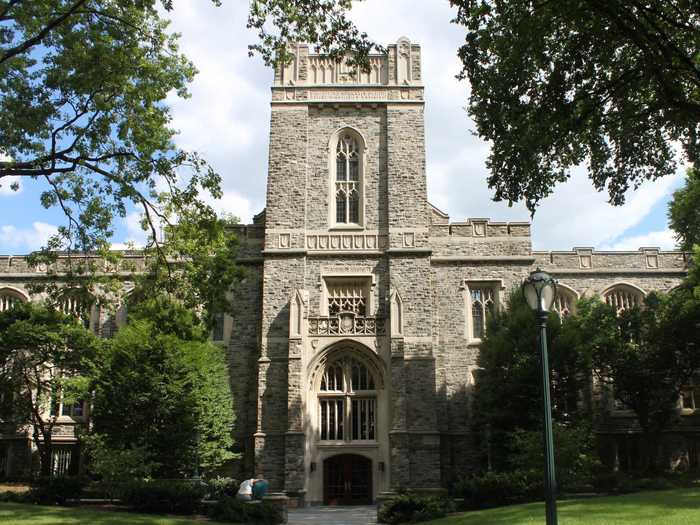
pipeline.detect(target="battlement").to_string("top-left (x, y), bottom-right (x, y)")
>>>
top-left (272, 38), bottom-right (424, 104)
top-left (275, 37), bottom-right (421, 87)
top-left (533, 247), bottom-right (689, 273)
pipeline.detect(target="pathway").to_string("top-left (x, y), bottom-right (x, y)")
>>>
top-left (288, 505), bottom-right (377, 525)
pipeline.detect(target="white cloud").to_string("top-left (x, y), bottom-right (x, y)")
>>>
top-left (529, 168), bottom-right (684, 249)
top-left (603, 229), bottom-right (678, 251)
top-left (0, 222), bottom-right (58, 252)
top-left (4, 0), bottom-right (671, 251)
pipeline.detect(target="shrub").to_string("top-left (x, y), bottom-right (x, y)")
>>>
top-left (208, 496), bottom-right (283, 524)
top-left (456, 470), bottom-right (543, 509)
top-left (119, 479), bottom-right (206, 515)
top-left (377, 493), bottom-right (452, 524)
top-left (205, 476), bottom-right (239, 499)
top-left (83, 434), bottom-right (155, 499)
top-left (506, 424), bottom-right (600, 491)
top-left (0, 491), bottom-right (32, 503)
top-left (29, 476), bottom-right (86, 505)
top-left (618, 476), bottom-right (675, 493)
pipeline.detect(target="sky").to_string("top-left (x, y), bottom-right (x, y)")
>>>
top-left (0, 0), bottom-right (688, 254)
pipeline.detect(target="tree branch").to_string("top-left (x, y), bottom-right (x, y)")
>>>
top-left (0, 0), bottom-right (89, 66)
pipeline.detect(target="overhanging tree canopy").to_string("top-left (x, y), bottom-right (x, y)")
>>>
top-left (0, 0), bottom-right (221, 253)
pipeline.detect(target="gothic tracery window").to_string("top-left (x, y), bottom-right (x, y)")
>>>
top-left (470, 286), bottom-right (495, 340)
top-left (333, 131), bottom-right (362, 225)
top-left (603, 284), bottom-right (644, 315)
top-left (319, 357), bottom-right (377, 442)
top-left (552, 287), bottom-right (577, 319)
top-left (57, 290), bottom-right (95, 330)
top-left (0, 288), bottom-right (27, 311)
top-left (326, 279), bottom-right (368, 316)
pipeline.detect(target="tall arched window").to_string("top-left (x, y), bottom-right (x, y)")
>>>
top-left (0, 287), bottom-right (28, 311)
top-left (332, 130), bottom-right (363, 226)
top-left (603, 284), bottom-right (645, 315)
top-left (318, 357), bottom-right (376, 442)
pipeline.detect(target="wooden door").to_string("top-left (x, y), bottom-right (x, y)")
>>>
top-left (323, 454), bottom-right (372, 505)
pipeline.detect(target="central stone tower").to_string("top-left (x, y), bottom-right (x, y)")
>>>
top-left (240, 38), bottom-right (441, 504)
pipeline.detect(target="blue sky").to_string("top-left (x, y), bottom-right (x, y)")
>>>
top-left (0, 0), bottom-right (687, 254)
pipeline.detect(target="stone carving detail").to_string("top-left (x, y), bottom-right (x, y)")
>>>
top-left (307, 55), bottom-right (387, 85)
top-left (646, 254), bottom-right (659, 269)
top-left (308, 314), bottom-right (386, 336)
top-left (307, 234), bottom-right (385, 251)
top-left (279, 233), bottom-right (291, 249)
top-left (579, 255), bottom-right (592, 269)
top-left (397, 38), bottom-right (411, 84)
top-left (402, 232), bottom-right (415, 248)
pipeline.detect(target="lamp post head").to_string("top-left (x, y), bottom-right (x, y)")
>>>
top-left (523, 268), bottom-right (558, 314)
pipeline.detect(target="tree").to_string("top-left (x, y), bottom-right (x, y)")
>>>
top-left (247, 1), bottom-right (699, 212)
top-left (669, 167), bottom-right (700, 251)
top-left (90, 295), bottom-right (236, 478)
top-left (581, 293), bottom-right (700, 470)
top-left (0, 302), bottom-right (99, 476)
top-left (453, 0), bottom-right (699, 212)
top-left (131, 206), bottom-right (247, 329)
top-left (473, 290), bottom-right (592, 471)
top-left (0, 0), bottom-right (221, 255)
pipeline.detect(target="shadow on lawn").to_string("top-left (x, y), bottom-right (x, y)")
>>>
top-left (439, 489), bottom-right (700, 524)
top-left (0, 503), bottom-right (212, 525)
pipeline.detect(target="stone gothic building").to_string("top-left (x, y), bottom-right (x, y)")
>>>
top-left (0, 39), bottom-right (693, 502)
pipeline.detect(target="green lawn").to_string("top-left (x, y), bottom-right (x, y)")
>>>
top-left (428, 489), bottom-right (700, 524)
top-left (0, 502), bottom-right (226, 525)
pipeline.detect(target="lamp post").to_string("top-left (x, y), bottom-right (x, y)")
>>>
top-left (522, 268), bottom-right (558, 525)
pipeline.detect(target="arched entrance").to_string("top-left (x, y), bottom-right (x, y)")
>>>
top-left (323, 453), bottom-right (372, 505)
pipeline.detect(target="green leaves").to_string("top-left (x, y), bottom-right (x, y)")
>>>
top-left (451, 0), bottom-right (700, 212)
top-left (0, 301), bottom-right (100, 474)
top-left (669, 168), bottom-right (700, 251)
top-left (247, 0), bottom-right (382, 71)
top-left (91, 296), bottom-right (237, 477)
top-left (0, 1), bottom-right (219, 255)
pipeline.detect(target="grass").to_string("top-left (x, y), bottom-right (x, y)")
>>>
top-left (428, 488), bottom-right (700, 524)
top-left (0, 502), bottom-right (226, 525)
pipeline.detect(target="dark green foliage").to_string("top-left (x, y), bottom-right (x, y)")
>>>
top-left (208, 496), bottom-right (283, 524)
top-left (205, 477), bottom-right (240, 500)
top-left (456, 470), bottom-right (543, 509)
top-left (473, 289), bottom-right (591, 471)
top-left (0, 303), bottom-right (99, 476)
top-left (29, 476), bottom-right (86, 505)
top-left (669, 168), bottom-right (700, 251)
top-left (119, 479), bottom-right (206, 515)
top-left (506, 424), bottom-right (600, 491)
top-left (0, 491), bottom-right (32, 504)
top-left (581, 292), bottom-right (700, 469)
top-left (376, 494), bottom-right (452, 524)
top-left (451, 0), bottom-right (700, 212)
top-left (90, 296), bottom-right (236, 478)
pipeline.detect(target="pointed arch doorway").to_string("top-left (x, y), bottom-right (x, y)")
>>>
top-left (323, 453), bottom-right (372, 505)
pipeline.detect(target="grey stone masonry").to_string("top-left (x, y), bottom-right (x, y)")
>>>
top-left (0, 37), bottom-right (693, 495)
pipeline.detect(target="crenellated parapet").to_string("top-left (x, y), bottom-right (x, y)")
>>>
top-left (429, 210), bottom-right (533, 259)
top-left (533, 246), bottom-right (689, 274)
top-left (272, 37), bottom-right (424, 105)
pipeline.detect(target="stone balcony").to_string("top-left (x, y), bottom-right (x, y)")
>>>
top-left (308, 314), bottom-right (386, 336)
